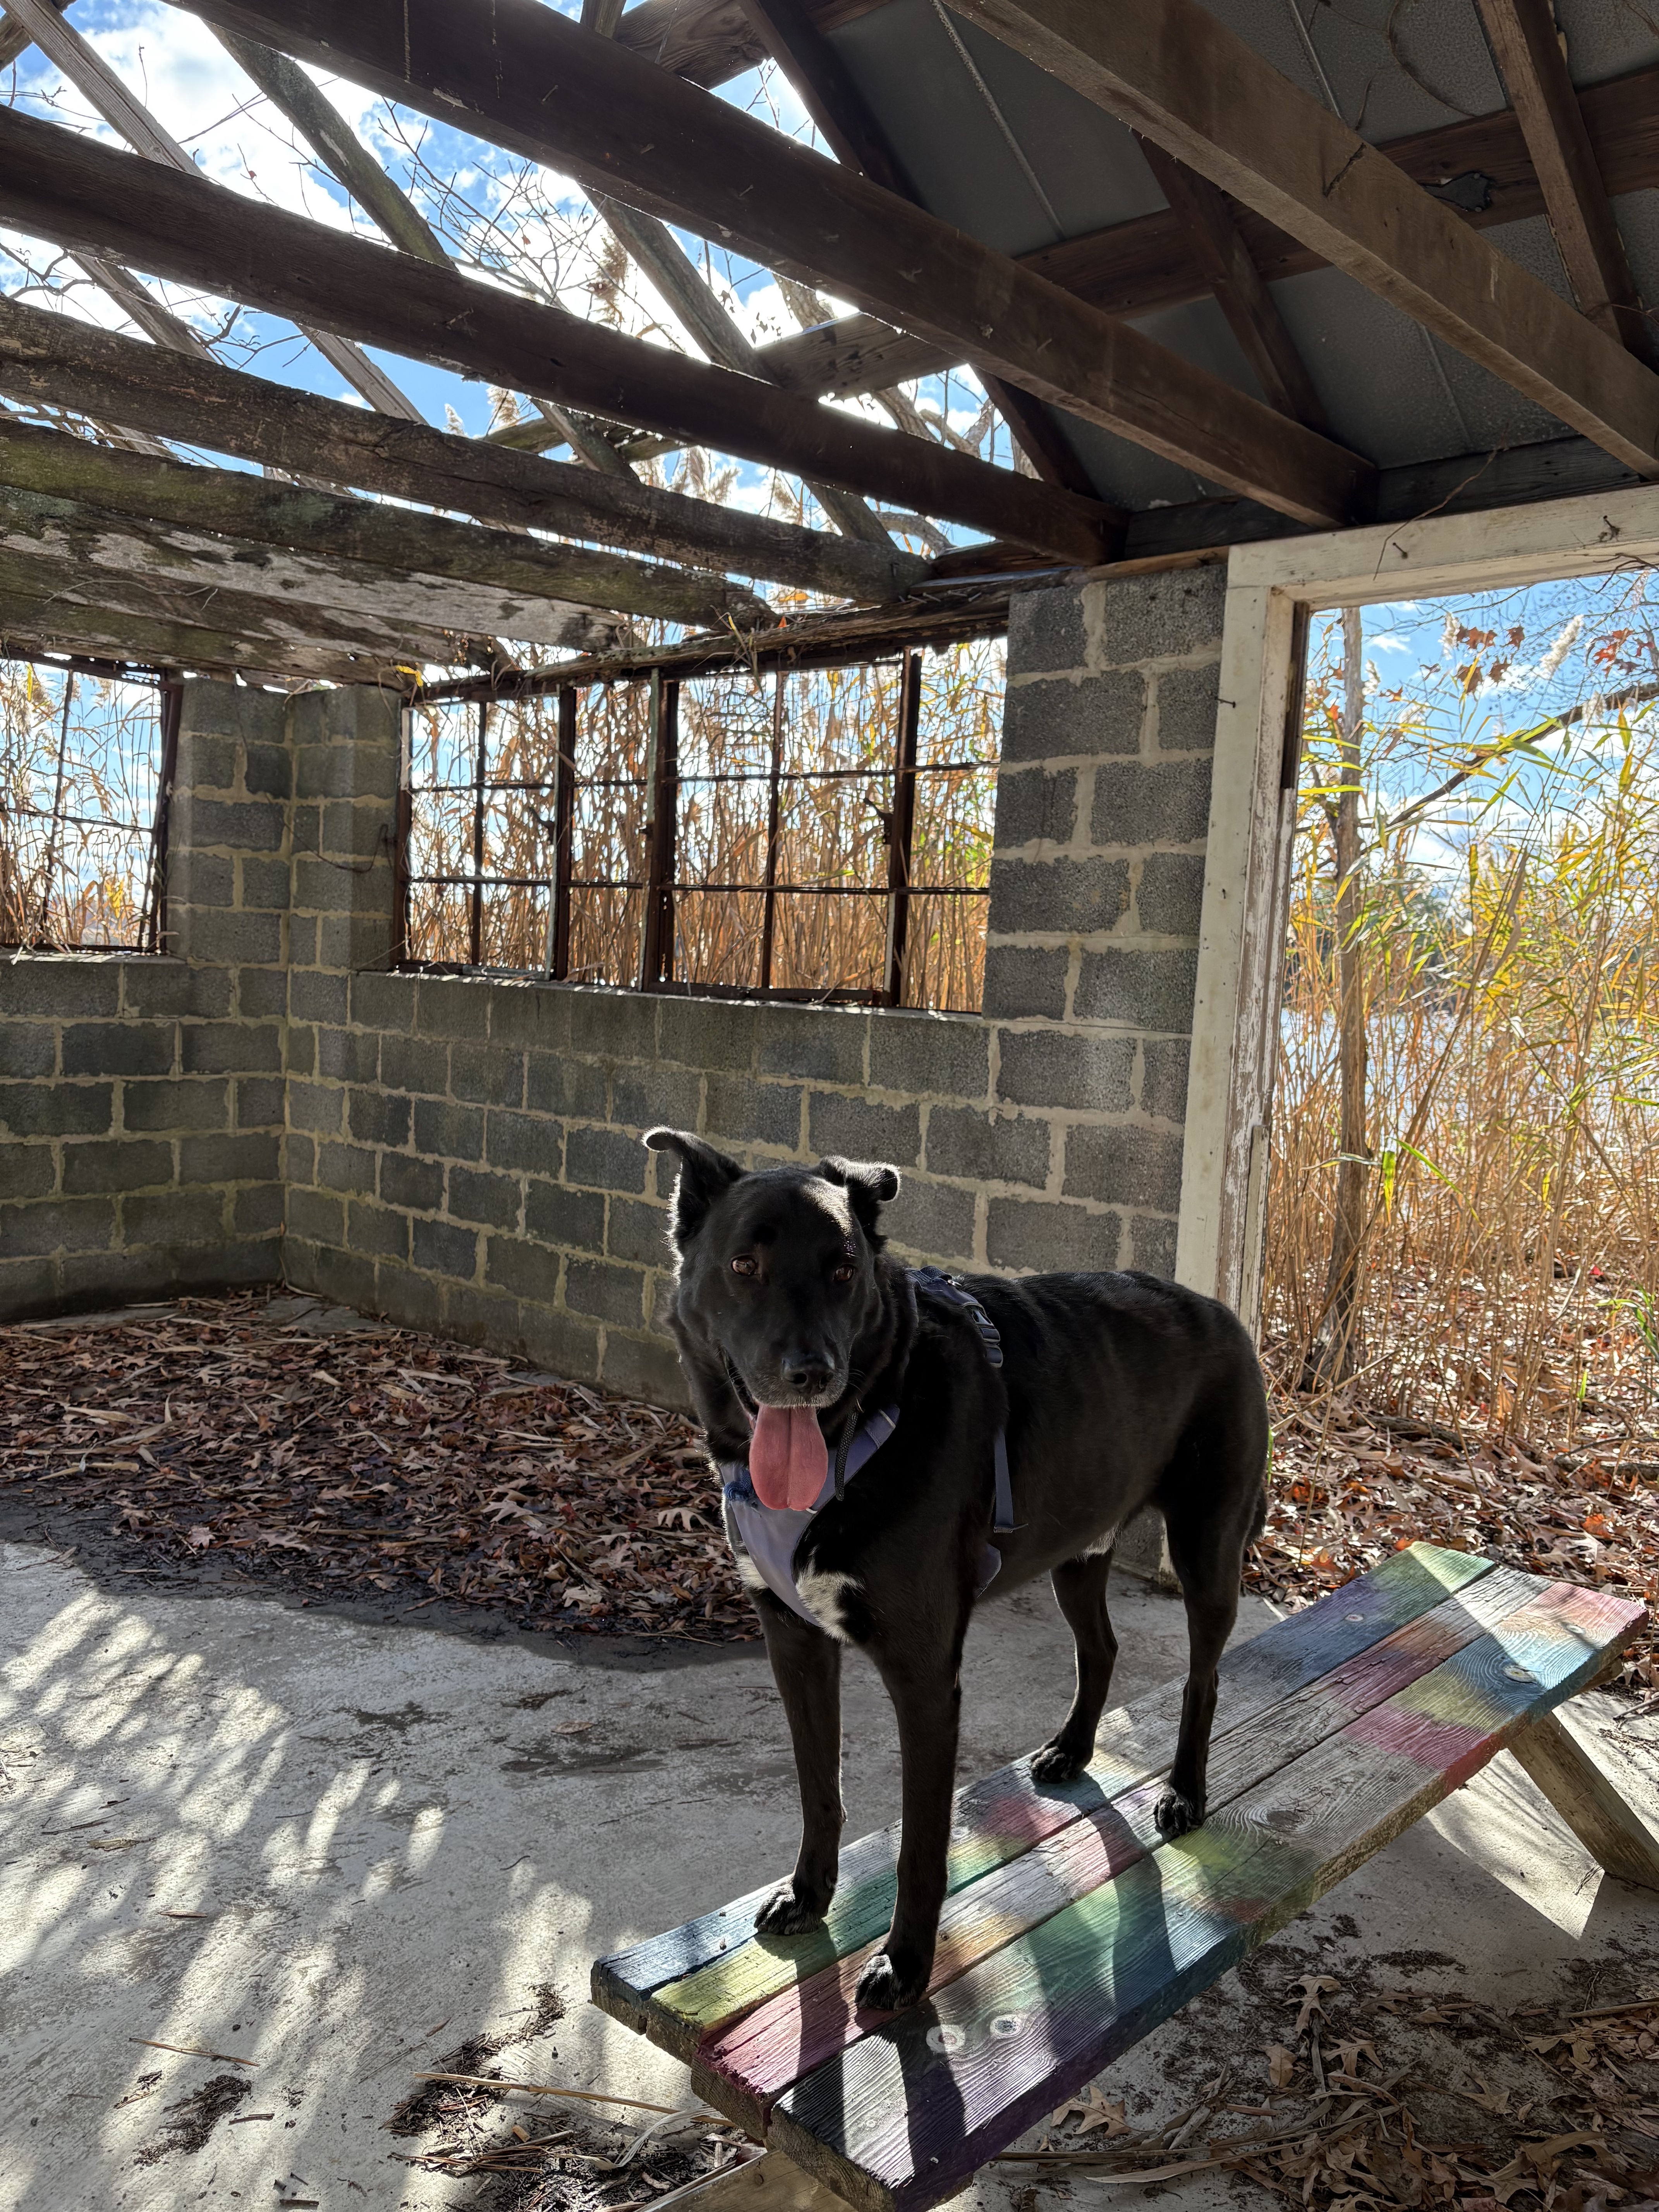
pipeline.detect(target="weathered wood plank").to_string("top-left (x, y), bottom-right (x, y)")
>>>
top-left (694, 1562), bottom-right (1544, 2133)
top-left (0, 109), bottom-right (1122, 561)
top-left (768, 1579), bottom-right (1645, 2212)
top-left (940, 0), bottom-right (1659, 477)
top-left (164, 0), bottom-right (1372, 528)
top-left (0, 297), bottom-right (924, 605)
top-left (1510, 1704), bottom-right (1659, 1891)
top-left (0, 420), bottom-right (762, 630)
top-left (0, 592), bottom-right (410, 686)
top-left (590, 1542), bottom-right (1492, 2039)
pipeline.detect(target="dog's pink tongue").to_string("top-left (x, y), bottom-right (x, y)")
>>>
top-left (749, 1405), bottom-right (828, 1509)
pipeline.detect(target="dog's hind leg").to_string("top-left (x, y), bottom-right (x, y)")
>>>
top-left (1031, 1551), bottom-right (1118, 1784)
top-left (754, 1597), bottom-right (845, 1936)
top-left (1156, 1459), bottom-right (1260, 1838)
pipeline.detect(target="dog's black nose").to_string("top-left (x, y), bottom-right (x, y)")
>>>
top-left (780, 1351), bottom-right (833, 1395)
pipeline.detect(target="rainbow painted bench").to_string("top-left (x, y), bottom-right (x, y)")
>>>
top-left (593, 1544), bottom-right (1657, 2212)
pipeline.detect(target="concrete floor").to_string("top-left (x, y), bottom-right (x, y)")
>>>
top-left (7, 1540), bottom-right (1659, 2212)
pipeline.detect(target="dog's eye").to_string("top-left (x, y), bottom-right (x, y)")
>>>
top-left (831, 1262), bottom-right (855, 1284)
top-left (730, 1254), bottom-right (757, 1278)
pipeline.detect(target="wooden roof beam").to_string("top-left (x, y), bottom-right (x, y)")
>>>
top-left (161, 0), bottom-right (1373, 529)
top-left (0, 112), bottom-right (1122, 562)
top-left (0, 295), bottom-right (928, 601)
top-left (1471, 0), bottom-right (1659, 370)
top-left (942, 0), bottom-right (1659, 478)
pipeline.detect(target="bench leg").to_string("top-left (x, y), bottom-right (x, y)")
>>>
top-left (649, 2152), bottom-right (853, 2212)
top-left (1510, 1706), bottom-right (1659, 1891)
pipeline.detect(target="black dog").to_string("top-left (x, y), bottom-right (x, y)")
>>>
top-left (645, 1128), bottom-right (1269, 2013)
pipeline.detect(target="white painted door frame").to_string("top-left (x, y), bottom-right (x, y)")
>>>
top-left (1173, 479), bottom-right (1659, 1329)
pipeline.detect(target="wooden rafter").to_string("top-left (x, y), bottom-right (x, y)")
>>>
top-left (0, 593), bottom-right (421, 686)
top-left (753, 58), bottom-right (1659, 407)
top-left (0, 111), bottom-right (1123, 561)
top-left (0, 297), bottom-right (927, 601)
top-left (940, 0), bottom-right (1659, 477)
top-left (163, 0), bottom-right (1373, 529)
top-left (1472, 0), bottom-right (1659, 369)
top-left (0, 419), bottom-right (769, 629)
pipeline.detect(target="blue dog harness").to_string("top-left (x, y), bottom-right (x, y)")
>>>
top-left (719, 1267), bottom-right (1018, 1628)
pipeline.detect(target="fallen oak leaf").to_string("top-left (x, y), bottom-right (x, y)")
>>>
top-left (1291, 1974), bottom-right (1342, 2035)
top-left (1266, 2044), bottom-right (1299, 2090)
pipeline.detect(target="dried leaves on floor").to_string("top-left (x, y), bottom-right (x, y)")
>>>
top-left (0, 1291), bottom-right (757, 1643)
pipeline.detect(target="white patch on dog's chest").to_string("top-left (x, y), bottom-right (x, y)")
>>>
top-left (794, 1566), bottom-right (860, 1642)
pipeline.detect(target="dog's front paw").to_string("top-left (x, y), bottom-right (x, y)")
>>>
top-left (1031, 1735), bottom-right (1089, 1784)
top-left (1154, 1786), bottom-right (1204, 1838)
top-left (854, 1948), bottom-right (927, 2013)
top-left (755, 1880), bottom-right (831, 1937)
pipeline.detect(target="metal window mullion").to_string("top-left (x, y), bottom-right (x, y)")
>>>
top-left (141, 676), bottom-right (180, 957)
top-left (884, 650), bottom-right (922, 1007)
top-left (547, 684), bottom-right (577, 980)
top-left (637, 672), bottom-right (679, 989)
top-left (759, 666), bottom-right (786, 992)
top-left (469, 698), bottom-right (488, 969)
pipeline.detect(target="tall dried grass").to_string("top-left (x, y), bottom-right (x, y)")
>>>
top-left (1264, 600), bottom-right (1659, 1448)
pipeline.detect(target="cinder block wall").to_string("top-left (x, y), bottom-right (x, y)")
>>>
top-left (0, 564), bottom-right (1226, 1428)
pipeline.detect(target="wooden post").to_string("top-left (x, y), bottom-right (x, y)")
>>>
top-left (391, 698), bottom-right (412, 970)
top-left (1510, 1704), bottom-right (1659, 1891)
top-left (638, 671), bottom-right (679, 989)
top-left (759, 666), bottom-right (786, 993)
top-left (884, 649), bottom-right (922, 1007)
top-left (546, 683), bottom-right (577, 981)
top-left (469, 697), bottom-right (488, 969)
top-left (142, 673), bottom-right (180, 956)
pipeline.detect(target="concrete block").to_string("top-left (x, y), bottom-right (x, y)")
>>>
top-left (123, 1188), bottom-right (225, 1246)
top-left (289, 804), bottom-right (319, 857)
top-left (996, 1029), bottom-right (1134, 1114)
top-left (0, 1146), bottom-right (55, 1201)
top-left (1153, 661), bottom-right (1222, 753)
top-left (704, 1073), bottom-right (802, 1151)
top-left (316, 914), bottom-right (396, 975)
top-left (177, 676), bottom-right (283, 741)
top-left (1135, 851), bottom-right (1207, 938)
top-left (182, 795), bottom-right (285, 852)
top-left (283, 1133), bottom-right (315, 1187)
top-left (414, 1098), bottom-right (484, 1163)
top-left (286, 1079), bottom-right (345, 1138)
top-left (178, 909), bottom-right (283, 965)
top-left (926, 1104), bottom-right (1050, 1187)
top-left (235, 1076), bottom-right (285, 1130)
top-left (986, 1196), bottom-right (1122, 1274)
top-left (293, 740), bottom-right (398, 801)
top-left (184, 967), bottom-right (235, 1020)
top-left (288, 1184), bottom-right (345, 1247)
top-left (601, 1328), bottom-right (685, 1408)
top-left (182, 1022), bottom-right (282, 1075)
top-left (656, 993), bottom-right (756, 1073)
top-left (1138, 1036), bottom-right (1189, 1125)
top-left (289, 969), bottom-right (349, 1027)
top-left (320, 799), bottom-right (392, 857)
top-left (1089, 758), bottom-right (1214, 849)
top-left (867, 1010), bottom-right (989, 1103)
top-left (0, 1194), bottom-right (114, 1255)
top-left (992, 765), bottom-right (1078, 850)
top-left (240, 855), bottom-right (292, 912)
top-left (380, 1032), bottom-right (446, 1097)
top-left (1074, 947), bottom-right (1199, 1033)
top-left (300, 1240), bottom-right (379, 1315)
top-left (380, 1152), bottom-right (444, 1214)
top-left (566, 1256), bottom-right (647, 1326)
top-left (348, 1087), bottom-right (412, 1150)
top-left (1087, 563), bottom-right (1226, 667)
top-left (484, 1234), bottom-right (560, 1304)
top-left (412, 1215), bottom-right (479, 1279)
top-left (0, 1255), bottom-right (58, 1317)
top-left (807, 1092), bottom-right (921, 1168)
top-left (516, 1302), bottom-right (601, 1385)
top-left (447, 1164), bottom-right (522, 1230)
top-left (986, 855), bottom-right (1130, 936)
top-left (168, 850), bottom-right (234, 908)
top-left (449, 1042), bottom-right (527, 1109)
top-left (1129, 1212), bottom-right (1178, 1278)
top-left (350, 971), bottom-right (417, 1032)
top-left (1007, 581), bottom-right (1085, 673)
top-left (753, 1002), bottom-right (865, 1084)
top-left (62, 1139), bottom-right (174, 1194)
top-left (1064, 1123), bottom-right (1185, 1212)
top-left (881, 1174), bottom-right (975, 1261)
top-left (0, 1080), bottom-right (113, 1137)
top-left (486, 1109), bottom-right (564, 1180)
top-left (345, 1199), bottom-right (409, 1261)
top-left (488, 980), bottom-right (570, 1053)
top-left (612, 1063), bottom-right (700, 1133)
top-left (234, 1183), bottom-right (285, 1239)
top-left (237, 966), bottom-right (289, 1022)
top-left (980, 944), bottom-right (1069, 1023)
top-left (415, 975), bottom-right (491, 1040)
top-left (565, 1122), bottom-right (647, 1193)
top-left (121, 1078), bottom-right (228, 1133)
top-left (242, 740), bottom-right (292, 799)
top-left (566, 986), bottom-right (658, 1063)
top-left (0, 1025), bottom-right (55, 1079)
top-left (0, 958), bottom-right (119, 1018)
top-left (525, 1051), bottom-right (608, 1121)
top-left (524, 1179), bottom-right (605, 1250)
top-left (316, 1141), bottom-right (378, 1196)
top-left (441, 1279), bottom-right (522, 1349)
top-left (606, 1194), bottom-right (671, 1267)
top-left (180, 1133), bottom-right (281, 1185)
top-left (316, 1026), bottom-right (382, 1084)
top-left (1001, 670), bottom-right (1144, 763)
top-left (118, 960), bottom-right (193, 1018)
top-left (287, 915), bottom-right (317, 967)
top-left (177, 732), bottom-right (237, 790)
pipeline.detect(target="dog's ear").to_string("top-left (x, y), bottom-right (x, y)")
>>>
top-left (817, 1155), bottom-right (900, 1240)
top-left (644, 1128), bottom-right (744, 1246)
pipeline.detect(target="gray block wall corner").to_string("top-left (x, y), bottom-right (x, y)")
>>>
top-left (1, 560), bottom-right (1226, 1579)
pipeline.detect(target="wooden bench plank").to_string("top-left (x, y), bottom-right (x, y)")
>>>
top-left (592, 1543), bottom-right (1492, 2047)
top-left (694, 1562), bottom-right (1544, 2131)
top-left (766, 1579), bottom-right (1644, 2212)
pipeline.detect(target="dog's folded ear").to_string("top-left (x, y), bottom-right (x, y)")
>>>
top-left (644, 1128), bottom-right (744, 1246)
top-left (817, 1155), bottom-right (900, 1238)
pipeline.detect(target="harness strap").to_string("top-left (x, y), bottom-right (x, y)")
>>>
top-left (909, 1266), bottom-right (1018, 1534)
